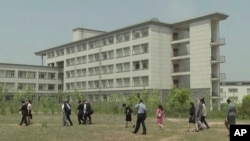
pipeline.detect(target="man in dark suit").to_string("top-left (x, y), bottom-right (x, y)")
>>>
top-left (77, 100), bottom-right (84, 124)
top-left (83, 100), bottom-right (92, 124)
top-left (19, 101), bottom-right (28, 126)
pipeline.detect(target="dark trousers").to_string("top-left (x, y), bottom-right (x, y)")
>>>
top-left (83, 113), bottom-right (92, 124)
top-left (66, 114), bottom-right (73, 125)
top-left (201, 116), bottom-right (209, 128)
top-left (133, 114), bottom-right (146, 134)
top-left (20, 114), bottom-right (28, 126)
top-left (78, 113), bottom-right (84, 124)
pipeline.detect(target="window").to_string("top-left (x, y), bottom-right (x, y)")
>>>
top-left (124, 47), bottom-right (130, 56)
top-left (94, 53), bottom-right (100, 61)
top-left (101, 80), bottom-right (107, 88)
top-left (124, 33), bottom-right (130, 41)
top-left (108, 65), bottom-right (114, 73)
top-left (116, 64), bottom-right (123, 72)
top-left (102, 52), bottom-right (108, 60)
top-left (133, 45), bottom-right (140, 55)
top-left (48, 84), bottom-right (55, 90)
top-left (116, 49), bottom-right (123, 58)
top-left (108, 79), bottom-right (114, 87)
top-left (88, 54), bottom-right (94, 62)
top-left (94, 80), bottom-right (100, 88)
top-left (142, 60), bottom-right (149, 69)
top-left (141, 76), bottom-right (149, 86)
top-left (88, 68), bottom-right (94, 75)
top-left (124, 78), bottom-right (130, 87)
top-left (116, 79), bottom-right (123, 87)
top-left (102, 66), bottom-right (108, 74)
top-left (133, 61), bottom-right (140, 70)
top-left (108, 37), bottom-right (114, 44)
top-left (141, 27), bottom-right (149, 37)
top-left (133, 31), bottom-right (140, 39)
top-left (133, 77), bottom-right (140, 86)
top-left (228, 88), bottom-right (238, 93)
top-left (95, 67), bottom-right (100, 75)
top-left (124, 63), bottom-right (130, 71)
top-left (39, 73), bottom-right (46, 79)
top-left (116, 34), bottom-right (123, 42)
top-left (88, 42), bottom-right (94, 49)
top-left (6, 70), bottom-right (15, 78)
top-left (141, 43), bottom-right (148, 53)
top-left (48, 73), bottom-right (55, 79)
top-left (108, 51), bottom-right (114, 59)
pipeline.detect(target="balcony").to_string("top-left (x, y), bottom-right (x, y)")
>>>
top-left (171, 38), bottom-right (190, 45)
top-left (210, 38), bottom-right (225, 46)
top-left (171, 67), bottom-right (190, 76)
top-left (211, 73), bottom-right (226, 81)
top-left (211, 56), bottom-right (225, 64)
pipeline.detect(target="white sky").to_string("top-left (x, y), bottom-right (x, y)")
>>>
top-left (0, 0), bottom-right (249, 81)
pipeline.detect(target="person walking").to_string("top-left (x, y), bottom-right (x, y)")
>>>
top-left (194, 98), bottom-right (203, 132)
top-left (83, 100), bottom-right (92, 124)
top-left (186, 102), bottom-right (195, 132)
top-left (200, 98), bottom-right (210, 129)
top-left (122, 103), bottom-right (134, 128)
top-left (77, 100), bottom-right (84, 125)
top-left (62, 101), bottom-right (73, 126)
top-left (132, 99), bottom-right (147, 135)
top-left (62, 101), bottom-right (68, 126)
top-left (18, 101), bottom-right (28, 126)
top-left (156, 104), bottom-right (165, 129)
top-left (225, 98), bottom-right (237, 134)
top-left (27, 100), bottom-right (32, 125)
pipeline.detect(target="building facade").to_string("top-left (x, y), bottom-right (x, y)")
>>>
top-left (0, 12), bottom-right (228, 110)
top-left (0, 63), bottom-right (63, 100)
top-left (220, 81), bottom-right (250, 103)
top-left (34, 12), bottom-right (228, 109)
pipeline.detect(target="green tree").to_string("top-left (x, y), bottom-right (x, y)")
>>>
top-left (241, 94), bottom-right (250, 119)
top-left (167, 87), bottom-right (190, 117)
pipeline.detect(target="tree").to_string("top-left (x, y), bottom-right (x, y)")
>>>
top-left (241, 94), bottom-right (250, 119)
top-left (167, 87), bottom-right (190, 116)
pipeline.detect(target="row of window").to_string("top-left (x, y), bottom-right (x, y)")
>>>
top-left (65, 43), bottom-right (148, 66)
top-left (0, 70), bottom-right (62, 80)
top-left (65, 60), bottom-right (148, 78)
top-left (47, 27), bottom-right (149, 58)
top-left (66, 76), bottom-right (149, 90)
top-left (0, 83), bottom-right (63, 91)
top-left (223, 88), bottom-right (250, 93)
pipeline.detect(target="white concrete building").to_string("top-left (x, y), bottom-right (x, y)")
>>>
top-left (0, 63), bottom-right (63, 100)
top-left (220, 81), bottom-right (250, 103)
top-left (34, 12), bottom-right (228, 109)
top-left (0, 12), bottom-right (228, 109)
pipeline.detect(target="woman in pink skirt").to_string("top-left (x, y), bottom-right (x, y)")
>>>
top-left (156, 104), bottom-right (165, 129)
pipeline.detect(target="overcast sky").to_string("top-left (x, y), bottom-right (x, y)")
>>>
top-left (0, 0), bottom-right (249, 81)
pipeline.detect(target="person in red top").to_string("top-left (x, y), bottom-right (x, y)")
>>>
top-left (156, 104), bottom-right (165, 129)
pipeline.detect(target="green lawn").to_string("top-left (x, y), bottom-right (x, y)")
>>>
top-left (0, 114), bottom-right (249, 141)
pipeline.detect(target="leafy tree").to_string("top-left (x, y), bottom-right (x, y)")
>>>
top-left (241, 94), bottom-right (250, 119)
top-left (167, 87), bottom-right (190, 117)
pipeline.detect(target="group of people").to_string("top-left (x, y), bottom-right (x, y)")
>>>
top-left (18, 97), bottom-right (236, 136)
top-left (123, 99), bottom-right (165, 135)
top-left (186, 97), bottom-right (210, 132)
top-left (61, 100), bottom-right (93, 126)
top-left (18, 100), bottom-right (32, 126)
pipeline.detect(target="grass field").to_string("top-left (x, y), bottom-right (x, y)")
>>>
top-left (0, 114), bottom-right (249, 141)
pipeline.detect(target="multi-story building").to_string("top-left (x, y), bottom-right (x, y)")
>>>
top-left (0, 12), bottom-right (228, 110)
top-left (34, 12), bottom-right (228, 110)
top-left (220, 81), bottom-right (250, 103)
top-left (0, 63), bottom-right (63, 100)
